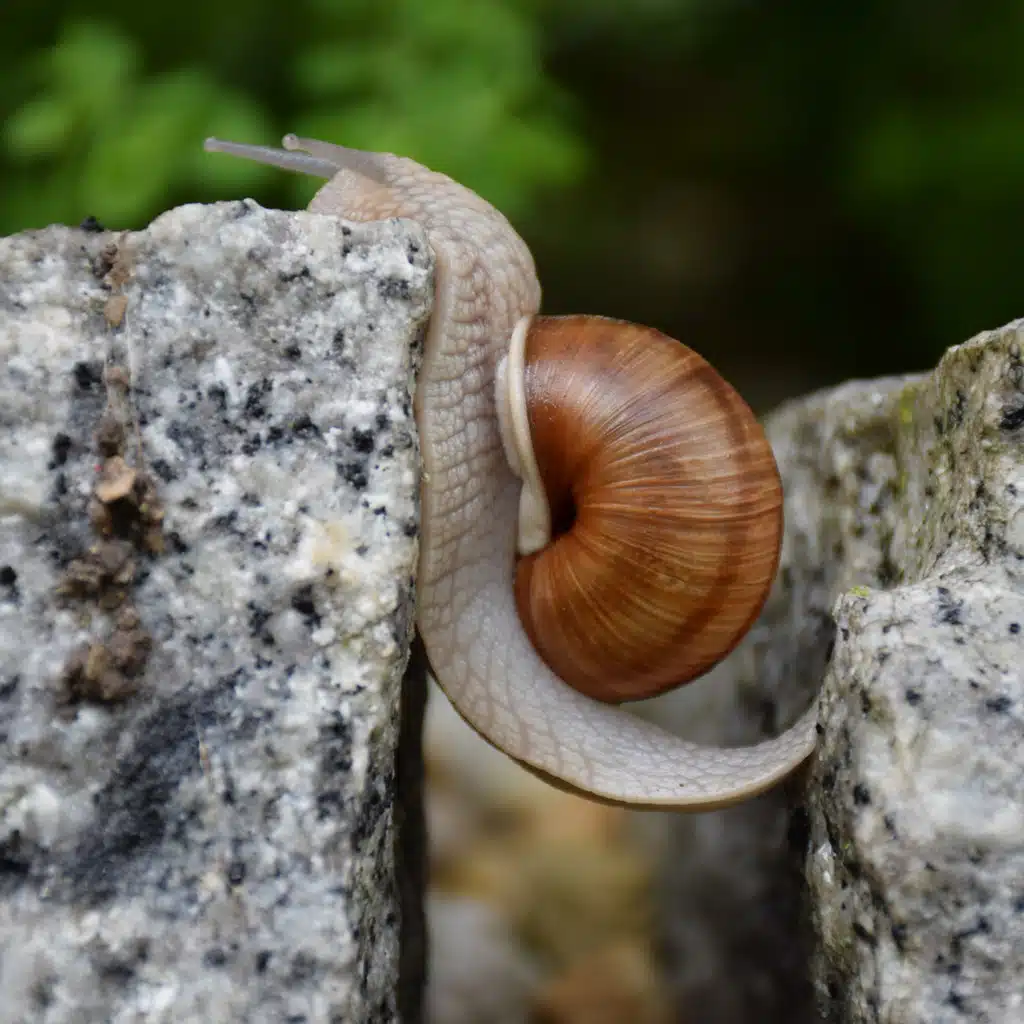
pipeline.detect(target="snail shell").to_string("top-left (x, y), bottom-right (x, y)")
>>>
top-left (499, 314), bottom-right (783, 704)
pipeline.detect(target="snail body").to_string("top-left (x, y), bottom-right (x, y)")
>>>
top-left (204, 134), bottom-right (818, 808)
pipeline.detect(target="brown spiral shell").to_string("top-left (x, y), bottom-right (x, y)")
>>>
top-left (513, 315), bottom-right (783, 704)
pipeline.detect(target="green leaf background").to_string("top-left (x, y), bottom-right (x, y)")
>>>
top-left (5, 0), bottom-right (1024, 402)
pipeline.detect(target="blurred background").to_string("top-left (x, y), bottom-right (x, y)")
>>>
top-left (6, 0), bottom-right (1024, 410)
top-left (5, 2), bottom-right (1024, 1022)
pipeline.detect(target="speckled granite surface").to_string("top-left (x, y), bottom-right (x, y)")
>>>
top-left (0, 202), bottom-right (431, 1023)
top-left (650, 325), bottom-right (1023, 1024)
top-left (807, 326), bottom-right (1024, 1024)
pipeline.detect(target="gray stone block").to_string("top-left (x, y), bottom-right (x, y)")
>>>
top-left (809, 325), bottom-right (1024, 1024)
top-left (652, 325), bottom-right (1023, 1024)
top-left (0, 202), bottom-right (431, 1023)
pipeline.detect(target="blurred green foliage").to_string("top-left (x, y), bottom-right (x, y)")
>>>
top-left (4, 0), bottom-right (1024, 399)
top-left (1, 0), bottom-right (584, 230)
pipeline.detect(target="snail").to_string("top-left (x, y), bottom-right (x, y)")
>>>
top-left (204, 134), bottom-right (818, 809)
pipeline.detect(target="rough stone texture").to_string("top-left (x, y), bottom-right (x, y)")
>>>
top-left (640, 377), bottom-right (894, 1024)
top-left (808, 325), bottom-right (1024, 1023)
top-left (0, 202), bottom-right (432, 1023)
top-left (647, 324), bottom-right (1023, 1024)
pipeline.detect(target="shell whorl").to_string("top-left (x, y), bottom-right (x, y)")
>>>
top-left (511, 315), bottom-right (783, 704)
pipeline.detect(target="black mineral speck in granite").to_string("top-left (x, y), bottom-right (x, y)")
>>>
top-left (213, 509), bottom-right (239, 532)
top-left (985, 695), bottom-right (1013, 713)
top-left (935, 587), bottom-right (964, 626)
top-left (1000, 401), bottom-right (1024, 431)
top-left (49, 433), bottom-right (73, 468)
top-left (73, 361), bottom-right (103, 390)
top-left (852, 784), bottom-right (871, 806)
top-left (0, 569), bottom-right (20, 605)
top-left (203, 947), bottom-right (228, 968)
top-left (289, 952), bottom-right (318, 984)
top-left (340, 461), bottom-right (369, 490)
top-left (351, 427), bottom-right (376, 454)
top-left (946, 990), bottom-right (967, 1012)
top-left (290, 585), bottom-right (321, 628)
top-left (278, 266), bottom-right (312, 284)
top-left (291, 414), bottom-right (320, 439)
top-left (166, 420), bottom-right (208, 459)
top-left (319, 717), bottom-right (354, 779)
top-left (351, 768), bottom-right (394, 846)
top-left (207, 385), bottom-right (228, 413)
top-left (150, 458), bottom-right (175, 483)
top-left (248, 602), bottom-right (274, 643)
top-left (377, 277), bottom-right (411, 301)
top-left (946, 389), bottom-right (967, 432)
top-left (165, 531), bottom-right (188, 555)
top-left (0, 829), bottom-right (37, 894)
top-left (243, 379), bottom-right (273, 420)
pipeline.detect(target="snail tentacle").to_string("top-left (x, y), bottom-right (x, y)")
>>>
top-left (204, 138), bottom-right (340, 180)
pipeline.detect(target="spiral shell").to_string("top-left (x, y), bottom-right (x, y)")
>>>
top-left (511, 315), bottom-right (783, 704)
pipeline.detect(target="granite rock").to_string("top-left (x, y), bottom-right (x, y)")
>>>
top-left (0, 202), bottom-right (432, 1023)
top-left (808, 325), bottom-right (1024, 1024)
top-left (647, 325), bottom-right (1023, 1023)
